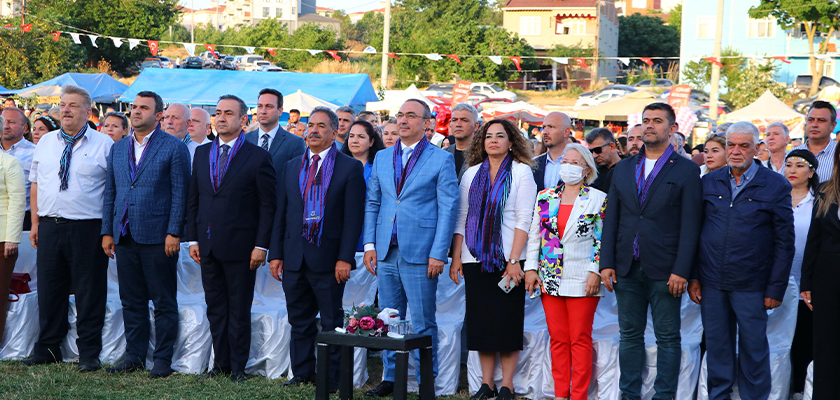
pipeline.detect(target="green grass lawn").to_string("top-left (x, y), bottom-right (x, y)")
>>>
top-left (0, 357), bottom-right (473, 399)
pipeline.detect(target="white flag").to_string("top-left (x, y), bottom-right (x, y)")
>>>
top-left (617, 57), bottom-right (630, 66)
top-left (424, 53), bottom-right (443, 61)
top-left (243, 46), bottom-right (255, 53)
top-left (128, 39), bottom-right (141, 50)
top-left (363, 46), bottom-right (377, 54)
top-left (488, 55), bottom-right (503, 65)
top-left (110, 37), bottom-right (122, 48)
top-left (307, 49), bottom-right (323, 55)
top-left (687, 57), bottom-right (701, 64)
top-left (549, 57), bottom-right (568, 64)
top-left (69, 32), bottom-right (82, 45)
top-left (183, 43), bottom-right (196, 56)
top-left (816, 54), bottom-right (833, 61)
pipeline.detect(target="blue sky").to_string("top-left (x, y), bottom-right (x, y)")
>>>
top-left (180, 0), bottom-right (381, 12)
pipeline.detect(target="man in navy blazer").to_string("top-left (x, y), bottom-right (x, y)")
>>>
top-left (600, 103), bottom-right (703, 400)
top-left (186, 95), bottom-right (277, 383)
top-left (532, 112), bottom-right (572, 192)
top-left (244, 88), bottom-right (305, 179)
top-left (269, 106), bottom-right (365, 389)
top-left (101, 91), bottom-right (191, 378)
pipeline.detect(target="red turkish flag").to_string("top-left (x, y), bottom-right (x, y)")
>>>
top-left (3, 23), bottom-right (11, 28)
top-left (326, 50), bottom-right (341, 61)
top-left (386, 52), bottom-right (400, 60)
top-left (704, 57), bottom-right (723, 67)
top-left (21, 24), bottom-right (32, 32)
top-left (204, 44), bottom-right (216, 54)
top-left (640, 57), bottom-right (653, 66)
top-left (510, 56), bottom-right (522, 71)
top-left (51, 31), bottom-right (61, 41)
top-left (148, 40), bottom-right (159, 56)
top-left (446, 54), bottom-right (461, 64)
top-left (772, 56), bottom-right (791, 64)
top-left (267, 48), bottom-right (277, 55)
top-left (573, 58), bottom-right (589, 69)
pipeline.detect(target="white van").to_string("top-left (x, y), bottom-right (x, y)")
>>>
top-left (237, 54), bottom-right (266, 71)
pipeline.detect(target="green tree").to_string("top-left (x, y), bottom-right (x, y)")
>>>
top-left (668, 4), bottom-right (682, 36)
top-left (680, 47), bottom-right (745, 90)
top-left (750, 0), bottom-right (840, 96)
top-left (618, 13), bottom-right (679, 65)
top-left (0, 18), bottom-right (84, 88)
top-left (547, 43), bottom-right (594, 89)
top-left (726, 62), bottom-right (788, 109)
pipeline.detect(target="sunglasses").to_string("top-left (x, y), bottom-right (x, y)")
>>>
top-left (589, 142), bottom-right (611, 154)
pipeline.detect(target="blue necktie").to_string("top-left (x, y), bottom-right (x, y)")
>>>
top-left (402, 146), bottom-right (412, 167)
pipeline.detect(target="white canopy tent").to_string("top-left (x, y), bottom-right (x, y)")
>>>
top-left (721, 90), bottom-right (805, 138)
top-left (282, 89), bottom-right (339, 115)
top-left (366, 84), bottom-right (437, 115)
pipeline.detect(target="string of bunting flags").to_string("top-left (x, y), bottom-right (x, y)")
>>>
top-left (8, 23), bottom-right (831, 70)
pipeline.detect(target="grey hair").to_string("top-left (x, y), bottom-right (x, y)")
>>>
top-left (726, 121), bottom-right (761, 144)
top-left (767, 121), bottom-right (790, 138)
top-left (192, 107), bottom-right (211, 125)
top-left (451, 102), bottom-right (479, 122)
top-left (0, 115), bottom-right (5, 131)
top-left (715, 122), bottom-right (733, 134)
top-left (562, 143), bottom-right (599, 185)
top-left (403, 99), bottom-right (432, 119)
top-left (584, 127), bottom-right (615, 145)
top-left (311, 106), bottom-right (339, 131)
top-left (335, 105), bottom-right (357, 117)
top-left (218, 94), bottom-right (248, 117)
top-left (60, 84), bottom-right (93, 109)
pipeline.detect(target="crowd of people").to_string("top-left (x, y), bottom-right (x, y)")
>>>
top-left (0, 84), bottom-right (839, 400)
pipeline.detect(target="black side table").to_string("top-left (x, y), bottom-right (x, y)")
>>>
top-left (315, 331), bottom-right (434, 400)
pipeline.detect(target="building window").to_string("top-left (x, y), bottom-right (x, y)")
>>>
top-left (697, 16), bottom-right (715, 39)
top-left (519, 16), bottom-right (541, 36)
top-left (747, 18), bottom-right (776, 38)
top-left (556, 20), bottom-right (586, 35)
top-left (632, 0), bottom-right (646, 8)
top-left (263, 7), bottom-right (270, 17)
top-left (277, 8), bottom-right (282, 17)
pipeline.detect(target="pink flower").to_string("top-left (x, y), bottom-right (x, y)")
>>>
top-left (347, 326), bottom-right (357, 334)
top-left (348, 318), bottom-right (359, 328)
top-left (374, 319), bottom-right (385, 329)
top-left (358, 302), bottom-right (366, 308)
top-left (359, 316), bottom-right (375, 330)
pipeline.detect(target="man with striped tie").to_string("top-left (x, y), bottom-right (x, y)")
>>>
top-left (244, 88), bottom-right (305, 180)
top-left (163, 103), bottom-right (200, 163)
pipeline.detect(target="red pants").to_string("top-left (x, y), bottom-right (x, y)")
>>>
top-left (541, 294), bottom-right (600, 400)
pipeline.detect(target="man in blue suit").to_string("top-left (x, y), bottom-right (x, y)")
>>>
top-left (244, 88), bottom-right (305, 179)
top-left (269, 106), bottom-right (365, 390)
top-left (187, 95), bottom-right (277, 383)
top-left (363, 99), bottom-right (459, 397)
top-left (101, 91), bottom-right (191, 378)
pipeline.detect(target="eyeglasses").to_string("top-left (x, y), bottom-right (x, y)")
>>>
top-left (395, 112), bottom-right (421, 121)
top-left (589, 142), bottom-right (611, 154)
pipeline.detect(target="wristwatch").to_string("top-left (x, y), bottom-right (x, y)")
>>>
top-left (509, 259), bottom-right (520, 265)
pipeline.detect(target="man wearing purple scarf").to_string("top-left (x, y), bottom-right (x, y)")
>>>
top-left (363, 99), bottom-right (459, 397)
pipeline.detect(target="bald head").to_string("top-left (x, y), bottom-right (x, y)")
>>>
top-left (542, 112), bottom-right (572, 153)
top-left (164, 103), bottom-right (190, 140)
top-left (188, 107), bottom-right (212, 143)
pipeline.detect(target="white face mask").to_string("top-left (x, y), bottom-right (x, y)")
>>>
top-left (559, 164), bottom-right (585, 185)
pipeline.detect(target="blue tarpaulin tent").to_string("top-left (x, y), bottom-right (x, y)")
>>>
top-left (5, 73), bottom-right (128, 103)
top-left (119, 69), bottom-right (378, 107)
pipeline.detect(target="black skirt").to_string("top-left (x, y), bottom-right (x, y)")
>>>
top-left (463, 262), bottom-right (525, 352)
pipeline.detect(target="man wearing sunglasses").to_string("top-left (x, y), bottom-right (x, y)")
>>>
top-left (585, 128), bottom-right (621, 192)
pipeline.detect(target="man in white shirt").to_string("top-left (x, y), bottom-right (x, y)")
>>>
top-left (763, 122), bottom-right (790, 173)
top-left (21, 85), bottom-right (113, 372)
top-left (244, 88), bottom-right (305, 181)
top-left (793, 101), bottom-right (837, 183)
top-left (0, 107), bottom-right (36, 230)
top-left (164, 104), bottom-right (200, 162)
top-left (188, 108), bottom-right (213, 146)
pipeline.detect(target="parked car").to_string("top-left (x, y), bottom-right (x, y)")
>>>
top-left (470, 83), bottom-right (517, 102)
top-left (182, 56), bottom-right (203, 70)
top-left (579, 84), bottom-right (637, 99)
top-left (259, 65), bottom-right (285, 72)
top-left (475, 98), bottom-right (513, 111)
top-left (140, 58), bottom-right (162, 71)
top-left (658, 88), bottom-right (714, 105)
top-left (575, 89), bottom-right (629, 107)
top-left (793, 95), bottom-right (817, 114)
top-left (199, 51), bottom-right (222, 69)
top-left (791, 75), bottom-right (839, 99)
top-left (221, 56), bottom-right (236, 70)
top-left (633, 79), bottom-right (675, 90)
top-left (427, 84), bottom-right (456, 97)
top-left (158, 56), bottom-right (172, 68)
top-left (237, 54), bottom-right (267, 71)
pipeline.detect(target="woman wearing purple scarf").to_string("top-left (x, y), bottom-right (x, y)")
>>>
top-left (450, 119), bottom-right (537, 400)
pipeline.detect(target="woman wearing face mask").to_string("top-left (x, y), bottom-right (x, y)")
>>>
top-left (700, 133), bottom-right (727, 176)
top-left (524, 143), bottom-right (606, 400)
top-left (450, 119), bottom-right (537, 400)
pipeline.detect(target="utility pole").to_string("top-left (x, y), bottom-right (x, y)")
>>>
top-left (589, 0), bottom-right (600, 89)
top-left (380, 0), bottom-right (392, 90)
top-left (190, 0), bottom-right (195, 43)
top-left (21, 0), bottom-right (25, 26)
top-left (709, 0), bottom-right (725, 122)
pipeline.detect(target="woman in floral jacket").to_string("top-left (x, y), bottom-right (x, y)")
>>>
top-left (525, 142), bottom-right (607, 400)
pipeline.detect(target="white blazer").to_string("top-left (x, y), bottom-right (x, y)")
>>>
top-left (455, 161), bottom-right (537, 264)
top-left (525, 185), bottom-right (607, 297)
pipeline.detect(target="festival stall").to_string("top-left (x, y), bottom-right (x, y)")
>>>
top-left (480, 101), bottom-right (549, 125)
top-left (4, 73), bottom-right (128, 104)
top-left (576, 91), bottom-right (659, 122)
top-left (720, 90), bottom-right (805, 139)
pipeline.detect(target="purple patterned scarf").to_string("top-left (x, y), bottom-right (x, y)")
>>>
top-left (209, 131), bottom-right (246, 193)
top-left (465, 154), bottom-right (514, 272)
top-left (298, 144), bottom-right (338, 246)
top-left (393, 136), bottom-right (429, 195)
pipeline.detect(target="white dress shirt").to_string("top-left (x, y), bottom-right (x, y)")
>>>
top-left (791, 190), bottom-right (815, 295)
top-left (30, 129), bottom-right (112, 220)
top-left (363, 141), bottom-right (419, 252)
top-left (455, 162), bottom-right (537, 263)
top-left (307, 146), bottom-right (331, 175)
top-left (132, 131), bottom-right (152, 163)
top-left (258, 124), bottom-right (280, 149)
top-left (1, 138), bottom-right (36, 211)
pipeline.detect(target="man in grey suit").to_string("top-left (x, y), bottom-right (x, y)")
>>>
top-left (245, 88), bottom-right (305, 178)
top-left (445, 103), bottom-right (479, 182)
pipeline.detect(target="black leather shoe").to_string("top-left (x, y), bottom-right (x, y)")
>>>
top-left (19, 354), bottom-right (61, 367)
top-left (106, 360), bottom-right (144, 374)
top-left (497, 386), bottom-right (515, 400)
top-left (282, 375), bottom-right (314, 387)
top-left (230, 370), bottom-right (247, 383)
top-left (150, 363), bottom-right (174, 378)
top-left (78, 359), bottom-right (101, 372)
top-left (366, 381), bottom-right (394, 397)
top-left (196, 367), bottom-right (227, 382)
top-left (470, 383), bottom-right (498, 400)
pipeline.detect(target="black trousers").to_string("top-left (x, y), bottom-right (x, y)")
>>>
top-left (200, 252), bottom-right (256, 373)
top-left (35, 218), bottom-right (108, 362)
top-left (283, 258), bottom-right (345, 383)
top-left (791, 299), bottom-right (812, 393)
top-left (812, 260), bottom-right (840, 399)
top-left (114, 232), bottom-right (179, 366)
top-left (22, 210), bottom-right (31, 232)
